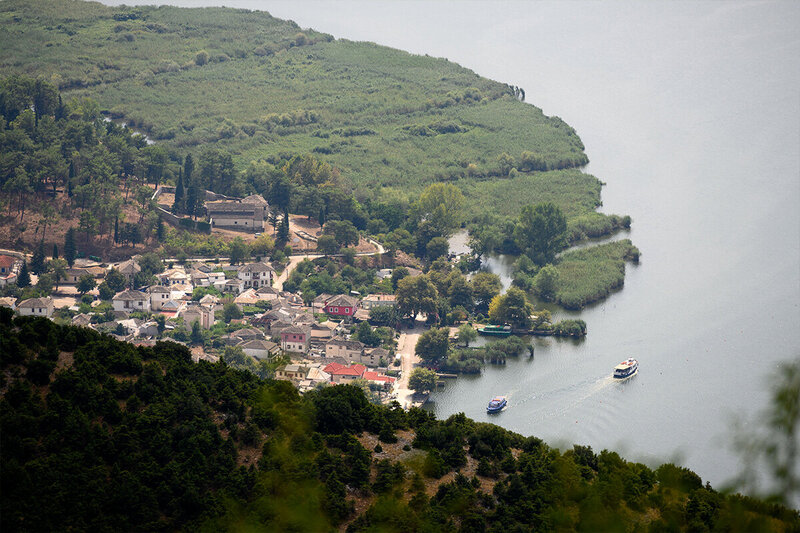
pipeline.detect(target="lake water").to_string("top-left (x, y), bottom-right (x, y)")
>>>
top-left (103, 0), bottom-right (800, 497)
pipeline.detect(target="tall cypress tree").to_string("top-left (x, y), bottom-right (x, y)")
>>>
top-left (17, 261), bottom-right (30, 288)
top-left (67, 161), bottom-right (74, 198)
top-left (64, 227), bottom-right (76, 267)
top-left (184, 153), bottom-right (194, 182)
top-left (30, 244), bottom-right (46, 275)
top-left (113, 217), bottom-right (119, 244)
top-left (52, 243), bottom-right (58, 260)
top-left (173, 168), bottom-right (185, 214)
top-left (156, 216), bottom-right (165, 241)
top-left (185, 180), bottom-right (198, 221)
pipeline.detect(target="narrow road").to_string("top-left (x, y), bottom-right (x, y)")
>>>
top-left (394, 319), bottom-right (424, 408)
top-left (273, 253), bottom-right (321, 290)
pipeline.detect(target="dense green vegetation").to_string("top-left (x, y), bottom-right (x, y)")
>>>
top-left (0, 74), bottom-right (155, 241)
top-left (0, 0), bottom-right (589, 212)
top-left (552, 239), bottom-right (640, 310)
top-left (282, 255), bottom-right (389, 301)
top-left (2, 312), bottom-right (797, 531)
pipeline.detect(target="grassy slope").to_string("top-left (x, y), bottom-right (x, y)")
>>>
top-left (0, 0), bottom-right (588, 213)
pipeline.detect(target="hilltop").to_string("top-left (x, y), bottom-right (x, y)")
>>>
top-left (0, 0), bottom-right (589, 215)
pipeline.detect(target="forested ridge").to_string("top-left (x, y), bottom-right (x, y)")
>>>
top-left (1, 309), bottom-right (797, 531)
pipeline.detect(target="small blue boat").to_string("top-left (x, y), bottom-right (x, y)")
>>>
top-left (487, 396), bottom-right (507, 413)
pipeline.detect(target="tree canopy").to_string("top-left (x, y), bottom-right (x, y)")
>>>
top-left (415, 183), bottom-right (465, 239)
top-left (488, 287), bottom-right (534, 329)
top-left (0, 311), bottom-right (796, 531)
top-left (396, 274), bottom-right (438, 319)
top-left (514, 202), bottom-right (568, 266)
top-left (415, 327), bottom-right (450, 365)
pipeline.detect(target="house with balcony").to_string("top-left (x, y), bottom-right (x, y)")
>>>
top-left (360, 294), bottom-right (397, 310)
top-left (237, 262), bottom-right (274, 289)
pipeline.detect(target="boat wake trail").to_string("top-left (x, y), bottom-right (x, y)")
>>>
top-left (512, 376), bottom-right (616, 421)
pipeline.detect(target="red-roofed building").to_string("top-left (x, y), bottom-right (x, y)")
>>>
top-left (323, 362), bottom-right (366, 383)
top-left (0, 255), bottom-right (19, 287)
top-left (0, 255), bottom-right (18, 273)
top-left (362, 371), bottom-right (396, 389)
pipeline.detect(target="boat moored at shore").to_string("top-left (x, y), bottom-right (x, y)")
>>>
top-left (478, 324), bottom-right (512, 337)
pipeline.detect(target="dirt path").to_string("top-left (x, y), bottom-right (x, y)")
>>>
top-left (273, 253), bottom-right (322, 290)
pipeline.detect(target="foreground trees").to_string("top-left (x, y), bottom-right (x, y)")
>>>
top-left (0, 314), bottom-right (796, 531)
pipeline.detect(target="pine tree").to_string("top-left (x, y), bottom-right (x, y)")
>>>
top-left (17, 261), bottom-right (30, 288)
top-left (113, 217), bottom-right (119, 244)
top-left (52, 244), bottom-right (58, 259)
top-left (31, 244), bottom-right (46, 275)
top-left (173, 169), bottom-right (185, 214)
top-left (64, 227), bottom-right (76, 267)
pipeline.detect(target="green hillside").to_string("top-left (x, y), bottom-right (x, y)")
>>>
top-left (2, 312), bottom-right (798, 531)
top-left (0, 0), bottom-right (587, 208)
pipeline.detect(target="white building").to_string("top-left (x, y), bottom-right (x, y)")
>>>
top-left (112, 290), bottom-right (151, 313)
top-left (206, 194), bottom-right (269, 232)
top-left (148, 285), bottom-right (171, 311)
top-left (17, 297), bottom-right (54, 318)
top-left (237, 262), bottom-right (274, 289)
top-left (238, 339), bottom-right (280, 360)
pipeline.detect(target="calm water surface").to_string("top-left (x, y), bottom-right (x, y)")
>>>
top-left (105, 0), bottom-right (800, 495)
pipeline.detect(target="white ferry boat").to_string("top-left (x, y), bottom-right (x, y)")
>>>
top-left (613, 358), bottom-right (638, 380)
